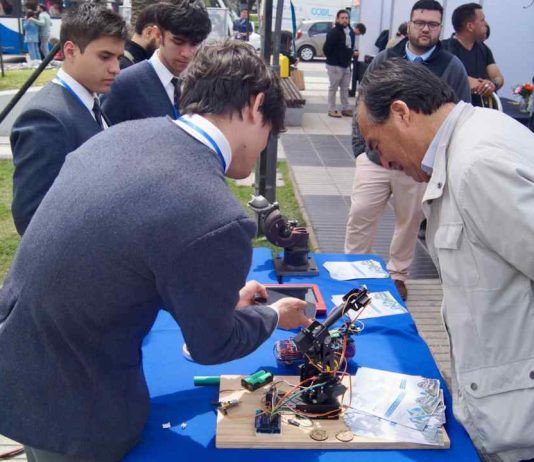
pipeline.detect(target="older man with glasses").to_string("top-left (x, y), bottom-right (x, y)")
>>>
top-left (344, 0), bottom-right (470, 300)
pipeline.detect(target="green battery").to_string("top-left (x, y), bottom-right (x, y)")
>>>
top-left (241, 370), bottom-right (273, 391)
top-left (193, 376), bottom-right (220, 386)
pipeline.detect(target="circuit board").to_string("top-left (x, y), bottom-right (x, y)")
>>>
top-left (215, 375), bottom-right (450, 450)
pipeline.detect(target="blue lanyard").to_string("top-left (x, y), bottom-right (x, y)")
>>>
top-left (55, 76), bottom-right (90, 112)
top-left (178, 116), bottom-right (227, 172)
top-left (148, 60), bottom-right (180, 120)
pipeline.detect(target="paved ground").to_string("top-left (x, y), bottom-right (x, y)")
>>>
top-left (0, 60), bottom-right (451, 459)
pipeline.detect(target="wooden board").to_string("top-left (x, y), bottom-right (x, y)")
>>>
top-left (216, 375), bottom-right (450, 450)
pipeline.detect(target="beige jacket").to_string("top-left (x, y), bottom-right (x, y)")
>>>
top-left (423, 103), bottom-right (534, 462)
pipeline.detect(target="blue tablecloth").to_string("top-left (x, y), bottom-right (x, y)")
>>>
top-left (125, 250), bottom-right (479, 461)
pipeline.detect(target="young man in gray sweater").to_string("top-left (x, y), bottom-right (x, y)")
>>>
top-left (0, 40), bottom-right (310, 462)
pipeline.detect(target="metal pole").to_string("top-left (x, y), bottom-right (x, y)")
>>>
top-left (389, 0), bottom-right (395, 42)
top-left (441, 0), bottom-right (448, 39)
top-left (261, 0), bottom-right (273, 61)
top-left (0, 31), bottom-right (5, 78)
top-left (0, 42), bottom-right (60, 125)
top-left (245, 0), bottom-right (254, 41)
top-left (271, 0), bottom-right (284, 72)
top-left (255, 0), bottom-right (278, 234)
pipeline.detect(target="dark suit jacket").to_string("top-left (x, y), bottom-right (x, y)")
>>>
top-left (10, 82), bottom-right (103, 235)
top-left (102, 60), bottom-right (175, 125)
top-left (0, 117), bottom-right (277, 461)
top-left (323, 23), bottom-right (355, 68)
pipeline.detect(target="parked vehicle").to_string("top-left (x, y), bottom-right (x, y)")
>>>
top-left (295, 19), bottom-right (332, 61)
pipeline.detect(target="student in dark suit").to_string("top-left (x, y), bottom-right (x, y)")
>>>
top-left (103, 0), bottom-right (211, 124)
top-left (10, 3), bottom-right (127, 235)
top-left (120, 3), bottom-right (161, 69)
top-left (0, 40), bottom-right (310, 462)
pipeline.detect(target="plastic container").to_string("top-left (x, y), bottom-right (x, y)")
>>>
top-left (279, 54), bottom-right (289, 78)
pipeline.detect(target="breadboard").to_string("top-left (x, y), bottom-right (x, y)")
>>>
top-left (216, 375), bottom-right (450, 450)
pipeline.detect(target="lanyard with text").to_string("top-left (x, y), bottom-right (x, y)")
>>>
top-left (177, 116), bottom-right (227, 172)
top-left (55, 76), bottom-right (90, 112)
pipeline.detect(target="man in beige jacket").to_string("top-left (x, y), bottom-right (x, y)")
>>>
top-left (357, 58), bottom-right (534, 462)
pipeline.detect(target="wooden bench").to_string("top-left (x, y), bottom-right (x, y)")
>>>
top-left (280, 77), bottom-right (306, 108)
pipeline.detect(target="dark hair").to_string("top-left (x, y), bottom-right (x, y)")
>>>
top-left (398, 21), bottom-right (408, 36)
top-left (60, 3), bottom-right (128, 52)
top-left (411, 0), bottom-right (443, 19)
top-left (134, 3), bottom-right (160, 35)
top-left (452, 3), bottom-right (482, 33)
top-left (26, 9), bottom-right (35, 18)
top-left (156, 0), bottom-right (211, 44)
top-left (336, 9), bottom-right (349, 19)
top-left (181, 40), bottom-right (286, 135)
top-left (358, 58), bottom-right (456, 124)
top-left (38, 4), bottom-right (48, 12)
top-left (355, 22), bottom-right (366, 35)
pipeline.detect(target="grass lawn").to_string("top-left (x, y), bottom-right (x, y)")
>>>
top-left (0, 160), bottom-right (19, 282)
top-left (0, 159), bottom-right (306, 282)
top-left (0, 68), bottom-right (57, 91)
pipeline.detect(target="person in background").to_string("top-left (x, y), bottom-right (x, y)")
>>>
top-left (31, 4), bottom-right (52, 59)
top-left (348, 22), bottom-right (366, 97)
top-left (353, 22), bottom-right (366, 38)
top-left (23, 10), bottom-right (41, 64)
top-left (0, 39), bottom-right (310, 462)
top-left (375, 28), bottom-right (390, 52)
top-left (386, 21), bottom-right (408, 49)
top-left (345, 0), bottom-right (470, 301)
top-left (10, 3), bottom-right (127, 235)
top-left (49, 1), bottom-right (61, 17)
top-left (280, 30), bottom-right (297, 66)
top-left (442, 3), bottom-right (504, 107)
top-left (233, 8), bottom-right (253, 39)
top-left (102, 0), bottom-right (211, 124)
top-left (120, 3), bottom-right (161, 69)
top-left (357, 57), bottom-right (534, 462)
top-left (323, 9), bottom-right (355, 118)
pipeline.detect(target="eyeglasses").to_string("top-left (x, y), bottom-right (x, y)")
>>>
top-left (411, 20), bottom-right (441, 30)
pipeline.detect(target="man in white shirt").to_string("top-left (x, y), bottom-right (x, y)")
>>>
top-left (10, 2), bottom-right (127, 235)
top-left (102, 0), bottom-right (212, 124)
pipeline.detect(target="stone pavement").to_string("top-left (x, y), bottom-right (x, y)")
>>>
top-left (280, 61), bottom-right (450, 386)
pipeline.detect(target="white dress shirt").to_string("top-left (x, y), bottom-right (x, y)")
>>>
top-left (174, 114), bottom-right (232, 173)
top-left (149, 50), bottom-right (178, 105)
top-left (53, 68), bottom-right (108, 129)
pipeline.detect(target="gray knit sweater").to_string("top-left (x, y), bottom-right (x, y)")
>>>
top-left (0, 116), bottom-right (278, 461)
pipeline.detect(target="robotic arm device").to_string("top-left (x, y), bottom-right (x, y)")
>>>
top-left (248, 195), bottom-right (318, 278)
top-left (291, 287), bottom-right (371, 417)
